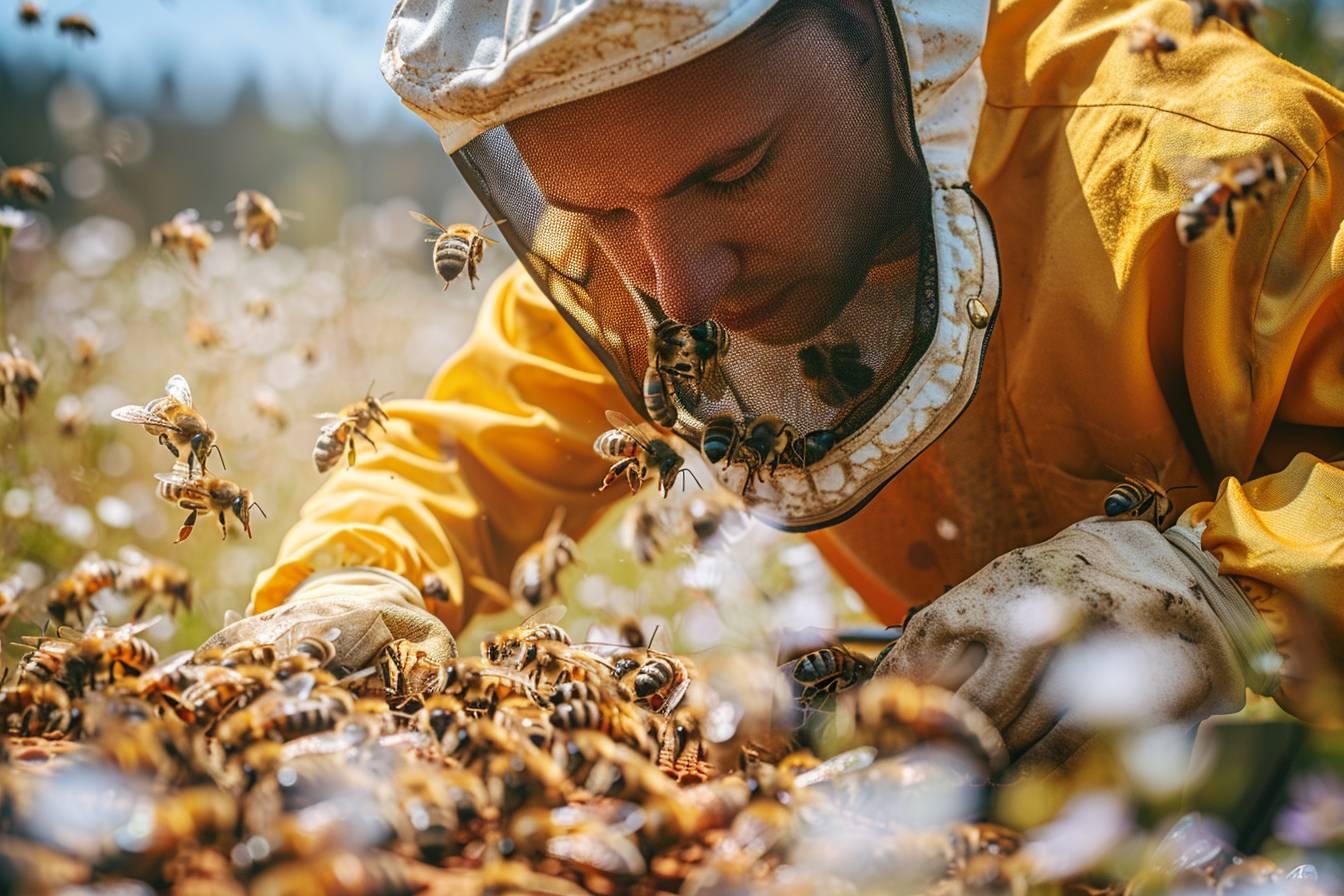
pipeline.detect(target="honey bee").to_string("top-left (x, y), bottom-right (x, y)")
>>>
top-left (548, 691), bottom-right (659, 758)
top-left (508, 509), bottom-right (580, 613)
top-left (214, 671), bottom-right (355, 749)
top-left (0, 158), bottom-right (54, 204)
top-left (0, 335), bottom-right (42, 414)
top-left (228, 189), bottom-right (298, 251)
top-left (1103, 468), bottom-right (1195, 529)
top-left (312, 385), bottom-right (392, 473)
top-left (15, 633), bottom-right (87, 694)
top-left (642, 364), bottom-right (677, 427)
top-left (76, 616), bottom-right (161, 683)
top-left (111, 374), bottom-right (222, 476)
top-left (243, 295), bottom-right (276, 320)
top-left (297, 341), bottom-right (319, 366)
top-left (0, 573), bottom-right (33, 630)
top-left (114, 548), bottom-right (194, 621)
top-left (56, 13), bottom-right (96, 39)
top-left (1189, 0), bottom-right (1261, 37)
top-left (612, 648), bottom-right (691, 715)
top-left (798, 341), bottom-right (873, 407)
top-left (619, 499), bottom-right (665, 564)
top-left (1176, 152), bottom-right (1287, 245)
top-left (1127, 17), bottom-right (1179, 61)
top-left (700, 414), bottom-right (742, 465)
top-left (71, 333), bottom-right (100, 369)
top-left (716, 414), bottom-right (798, 492)
top-left (790, 427), bottom-right (838, 467)
top-left (646, 319), bottom-right (730, 413)
top-left (481, 605), bottom-right (572, 666)
top-left (0, 676), bottom-right (75, 736)
top-left (790, 645), bottom-right (873, 703)
top-left (248, 851), bottom-right (414, 896)
top-left (252, 386), bottom-right (289, 431)
top-left (185, 316), bottom-right (222, 350)
top-left (684, 490), bottom-right (750, 550)
top-left (507, 806), bottom-right (648, 878)
top-left (18, 3), bottom-right (40, 26)
top-left (177, 664), bottom-right (271, 723)
top-left (150, 209), bottom-right (215, 268)
top-left (594, 410), bottom-right (691, 497)
top-left (408, 211), bottom-right (502, 290)
top-left (155, 461), bottom-right (266, 542)
top-left (53, 394), bottom-right (88, 437)
top-left (46, 555), bottom-right (119, 627)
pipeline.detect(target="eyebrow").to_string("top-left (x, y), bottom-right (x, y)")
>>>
top-left (542, 129), bottom-right (775, 216)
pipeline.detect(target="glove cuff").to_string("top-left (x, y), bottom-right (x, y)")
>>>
top-left (1163, 523), bottom-right (1283, 696)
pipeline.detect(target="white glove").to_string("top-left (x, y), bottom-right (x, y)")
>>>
top-left (876, 518), bottom-right (1281, 772)
top-left (200, 568), bottom-right (457, 690)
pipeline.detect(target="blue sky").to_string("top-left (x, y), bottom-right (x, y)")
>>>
top-left (0, 0), bottom-right (431, 142)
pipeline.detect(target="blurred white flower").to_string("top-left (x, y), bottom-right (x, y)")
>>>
top-left (1025, 791), bottom-right (1132, 880)
top-left (0, 206), bottom-right (32, 234)
top-left (95, 495), bottom-right (135, 529)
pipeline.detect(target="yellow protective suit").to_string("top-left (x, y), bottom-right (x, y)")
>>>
top-left (253, 0), bottom-right (1344, 722)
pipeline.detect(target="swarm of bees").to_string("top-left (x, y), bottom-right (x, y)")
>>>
top-left (409, 211), bottom-right (502, 290)
top-left (0, 334), bottom-right (42, 414)
top-left (229, 189), bottom-right (297, 252)
top-left (150, 209), bottom-right (217, 268)
top-left (111, 374), bottom-right (266, 543)
top-left (312, 385), bottom-right (392, 473)
top-left (0, 597), bottom-right (1322, 896)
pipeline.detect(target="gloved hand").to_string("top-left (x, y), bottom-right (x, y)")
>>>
top-left (199, 568), bottom-right (457, 694)
top-left (876, 518), bottom-right (1282, 772)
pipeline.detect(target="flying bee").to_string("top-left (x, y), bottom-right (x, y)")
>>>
top-left (1176, 151), bottom-right (1287, 245)
top-left (18, 3), bottom-right (40, 26)
top-left (1189, 0), bottom-right (1261, 37)
top-left (71, 333), bottom-right (100, 369)
top-left (312, 384), bottom-right (392, 473)
top-left (1103, 461), bottom-right (1196, 529)
top-left (228, 189), bottom-right (299, 251)
top-left (150, 209), bottom-right (216, 268)
top-left (594, 409), bottom-right (693, 497)
top-left (0, 158), bottom-right (53, 204)
top-left (252, 386), bottom-right (289, 431)
top-left (1127, 17), bottom-right (1179, 61)
top-left (111, 374), bottom-right (222, 476)
top-left (56, 13), bottom-right (95, 39)
top-left (46, 555), bottom-right (120, 626)
top-left (790, 645), bottom-right (873, 703)
top-left (244, 295), bottom-right (276, 320)
top-left (619, 499), bottom-right (666, 565)
top-left (0, 335), bottom-right (42, 414)
top-left (155, 461), bottom-right (266, 542)
top-left (114, 547), bottom-right (193, 621)
top-left (508, 508), bottom-right (580, 613)
top-left (408, 211), bottom-right (503, 290)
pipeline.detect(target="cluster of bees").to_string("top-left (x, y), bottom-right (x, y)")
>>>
top-left (0, 595), bottom-right (1325, 895)
top-left (15, 2), bottom-right (96, 40)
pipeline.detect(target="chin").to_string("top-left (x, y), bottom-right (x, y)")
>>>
top-left (725, 278), bottom-right (854, 346)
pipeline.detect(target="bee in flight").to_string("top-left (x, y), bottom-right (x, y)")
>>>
top-left (508, 509), bottom-right (581, 614)
top-left (229, 189), bottom-right (299, 251)
top-left (111, 374), bottom-right (223, 477)
top-left (0, 158), bottom-right (53, 204)
top-left (18, 3), bottom-right (40, 26)
top-left (593, 410), bottom-right (695, 497)
top-left (155, 461), bottom-right (265, 543)
top-left (312, 385), bottom-right (392, 473)
top-left (1126, 17), bottom-right (1178, 62)
top-left (56, 13), bottom-right (96, 40)
top-left (408, 211), bottom-right (504, 290)
top-left (0, 335), bottom-right (42, 415)
top-left (150, 209), bottom-right (217, 268)
top-left (1176, 152), bottom-right (1287, 245)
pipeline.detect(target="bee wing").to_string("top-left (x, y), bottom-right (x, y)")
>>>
top-left (281, 672), bottom-right (317, 699)
top-left (118, 616), bottom-right (163, 638)
top-left (604, 410), bottom-right (652, 447)
top-left (547, 832), bottom-right (647, 877)
top-left (408, 210), bottom-right (447, 232)
top-left (223, 609), bottom-right (242, 627)
top-left (520, 604), bottom-right (568, 628)
top-left (793, 745), bottom-right (878, 788)
top-left (110, 405), bottom-right (177, 429)
top-left (176, 208), bottom-right (201, 224)
top-left (163, 375), bottom-right (193, 407)
top-left (660, 675), bottom-right (691, 716)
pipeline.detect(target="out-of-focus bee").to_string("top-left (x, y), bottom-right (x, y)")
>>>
top-left (56, 13), bottom-right (96, 39)
top-left (15, 633), bottom-right (86, 694)
top-left (798, 341), bottom-right (873, 407)
top-left (71, 333), bottom-right (100, 369)
top-left (0, 158), bottom-right (54, 204)
top-left (549, 687), bottom-right (659, 757)
top-left (105, 788), bottom-right (238, 874)
top-left (150, 209), bottom-right (215, 268)
top-left (53, 394), bottom-right (87, 437)
top-left (508, 509), bottom-right (580, 613)
top-left (507, 805), bottom-right (648, 879)
top-left (155, 461), bottom-right (265, 542)
top-left (0, 335), bottom-right (43, 414)
top-left (1127, 17), bottom-right (1179, 61)
top-left (18, 3), bottom-right (40, 26)
top-left (312, 385), bottom-right (392, 473)
top-left (619, 499), bottom-right (665, 564)
top-left (185, 316), bottom-right (222, 350)
top-left (1189, 0), bottom-right (1261, 37)
top-left (47, 555), bottom-right (119, 626)
top-left (685, 490), bottom-right (750, 550)
top-left (0, 676), bottom-right (75, 736)
top-left (594, 410), bottom-right (691, 497)
top-left (228, 189), bottom-right (298, 251)
top-left (481, 605), bottom-right (571, 666)
top-left (1103, 462), bottom-right (1195, 529)
top-left (76, 615), bottom-right (161, 683)
top-left (114, 547), bottom-right (194, 620)
top-left (833, 676), bottom-right (1008, 773)
top-left (0, 573), bottom-right (34, 630)
top-left (790, 645), bottom-right (873, 703)
top-left (111, 374), bottom-right (222, 476)
top-left (252, 386), bottom-right (289, 431)
top-left (408, 211), bottom-right (502, 290)
top-left (248, 850), bottom-right (414, 896)
top-left (243, 295), bottom-right (276, 320)
top-left (1176, 152), bottom-right (1287, 245)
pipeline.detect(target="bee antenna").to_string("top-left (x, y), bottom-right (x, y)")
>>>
top-left (250, 502), bottom-right (268, 519)
top-left (648, 624), bottom-right (662, 650)
top-left (211, 444), bottom-right (227, 470)
top-left (1167, 484), bottom-right (1199, 493)
top-left (678, 469), bottom-right (704, 491)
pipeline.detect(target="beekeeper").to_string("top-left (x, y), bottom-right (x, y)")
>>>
top-left (208, 0), bottom-right (1344, 766)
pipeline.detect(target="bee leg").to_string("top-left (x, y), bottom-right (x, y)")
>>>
top-left (130, 594), bottom-right (151, 622)
top-left (217, 511), bottom-right (229, 540)
top-left (1225, 198), bottom-right (1238, 236)
top-left (175, 510), bottom-right (198, 544)
top-left (354, 427), bottom-right (378, 450)
top-left (601, 459), bottom-right (634, 492)
top-left (159, 433), bottom-right (181, 458)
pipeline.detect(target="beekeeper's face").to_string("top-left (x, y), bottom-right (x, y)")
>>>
top-left (509, 1), bottom-right (922, 346)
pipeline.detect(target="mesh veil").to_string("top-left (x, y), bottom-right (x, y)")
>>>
top-left (452, 0), bottom-right (941, 528)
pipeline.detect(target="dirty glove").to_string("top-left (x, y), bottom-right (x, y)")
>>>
top-left (877, 518), bottom-right (1282, 771)
top-left (200, 568), bottom-right (457, 691)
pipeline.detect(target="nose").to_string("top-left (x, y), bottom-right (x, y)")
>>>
top-left (595, 205), bottom-right (739, 324)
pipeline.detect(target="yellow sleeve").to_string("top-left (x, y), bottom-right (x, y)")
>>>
top-left (249, 263), bottom-right (631, 632)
